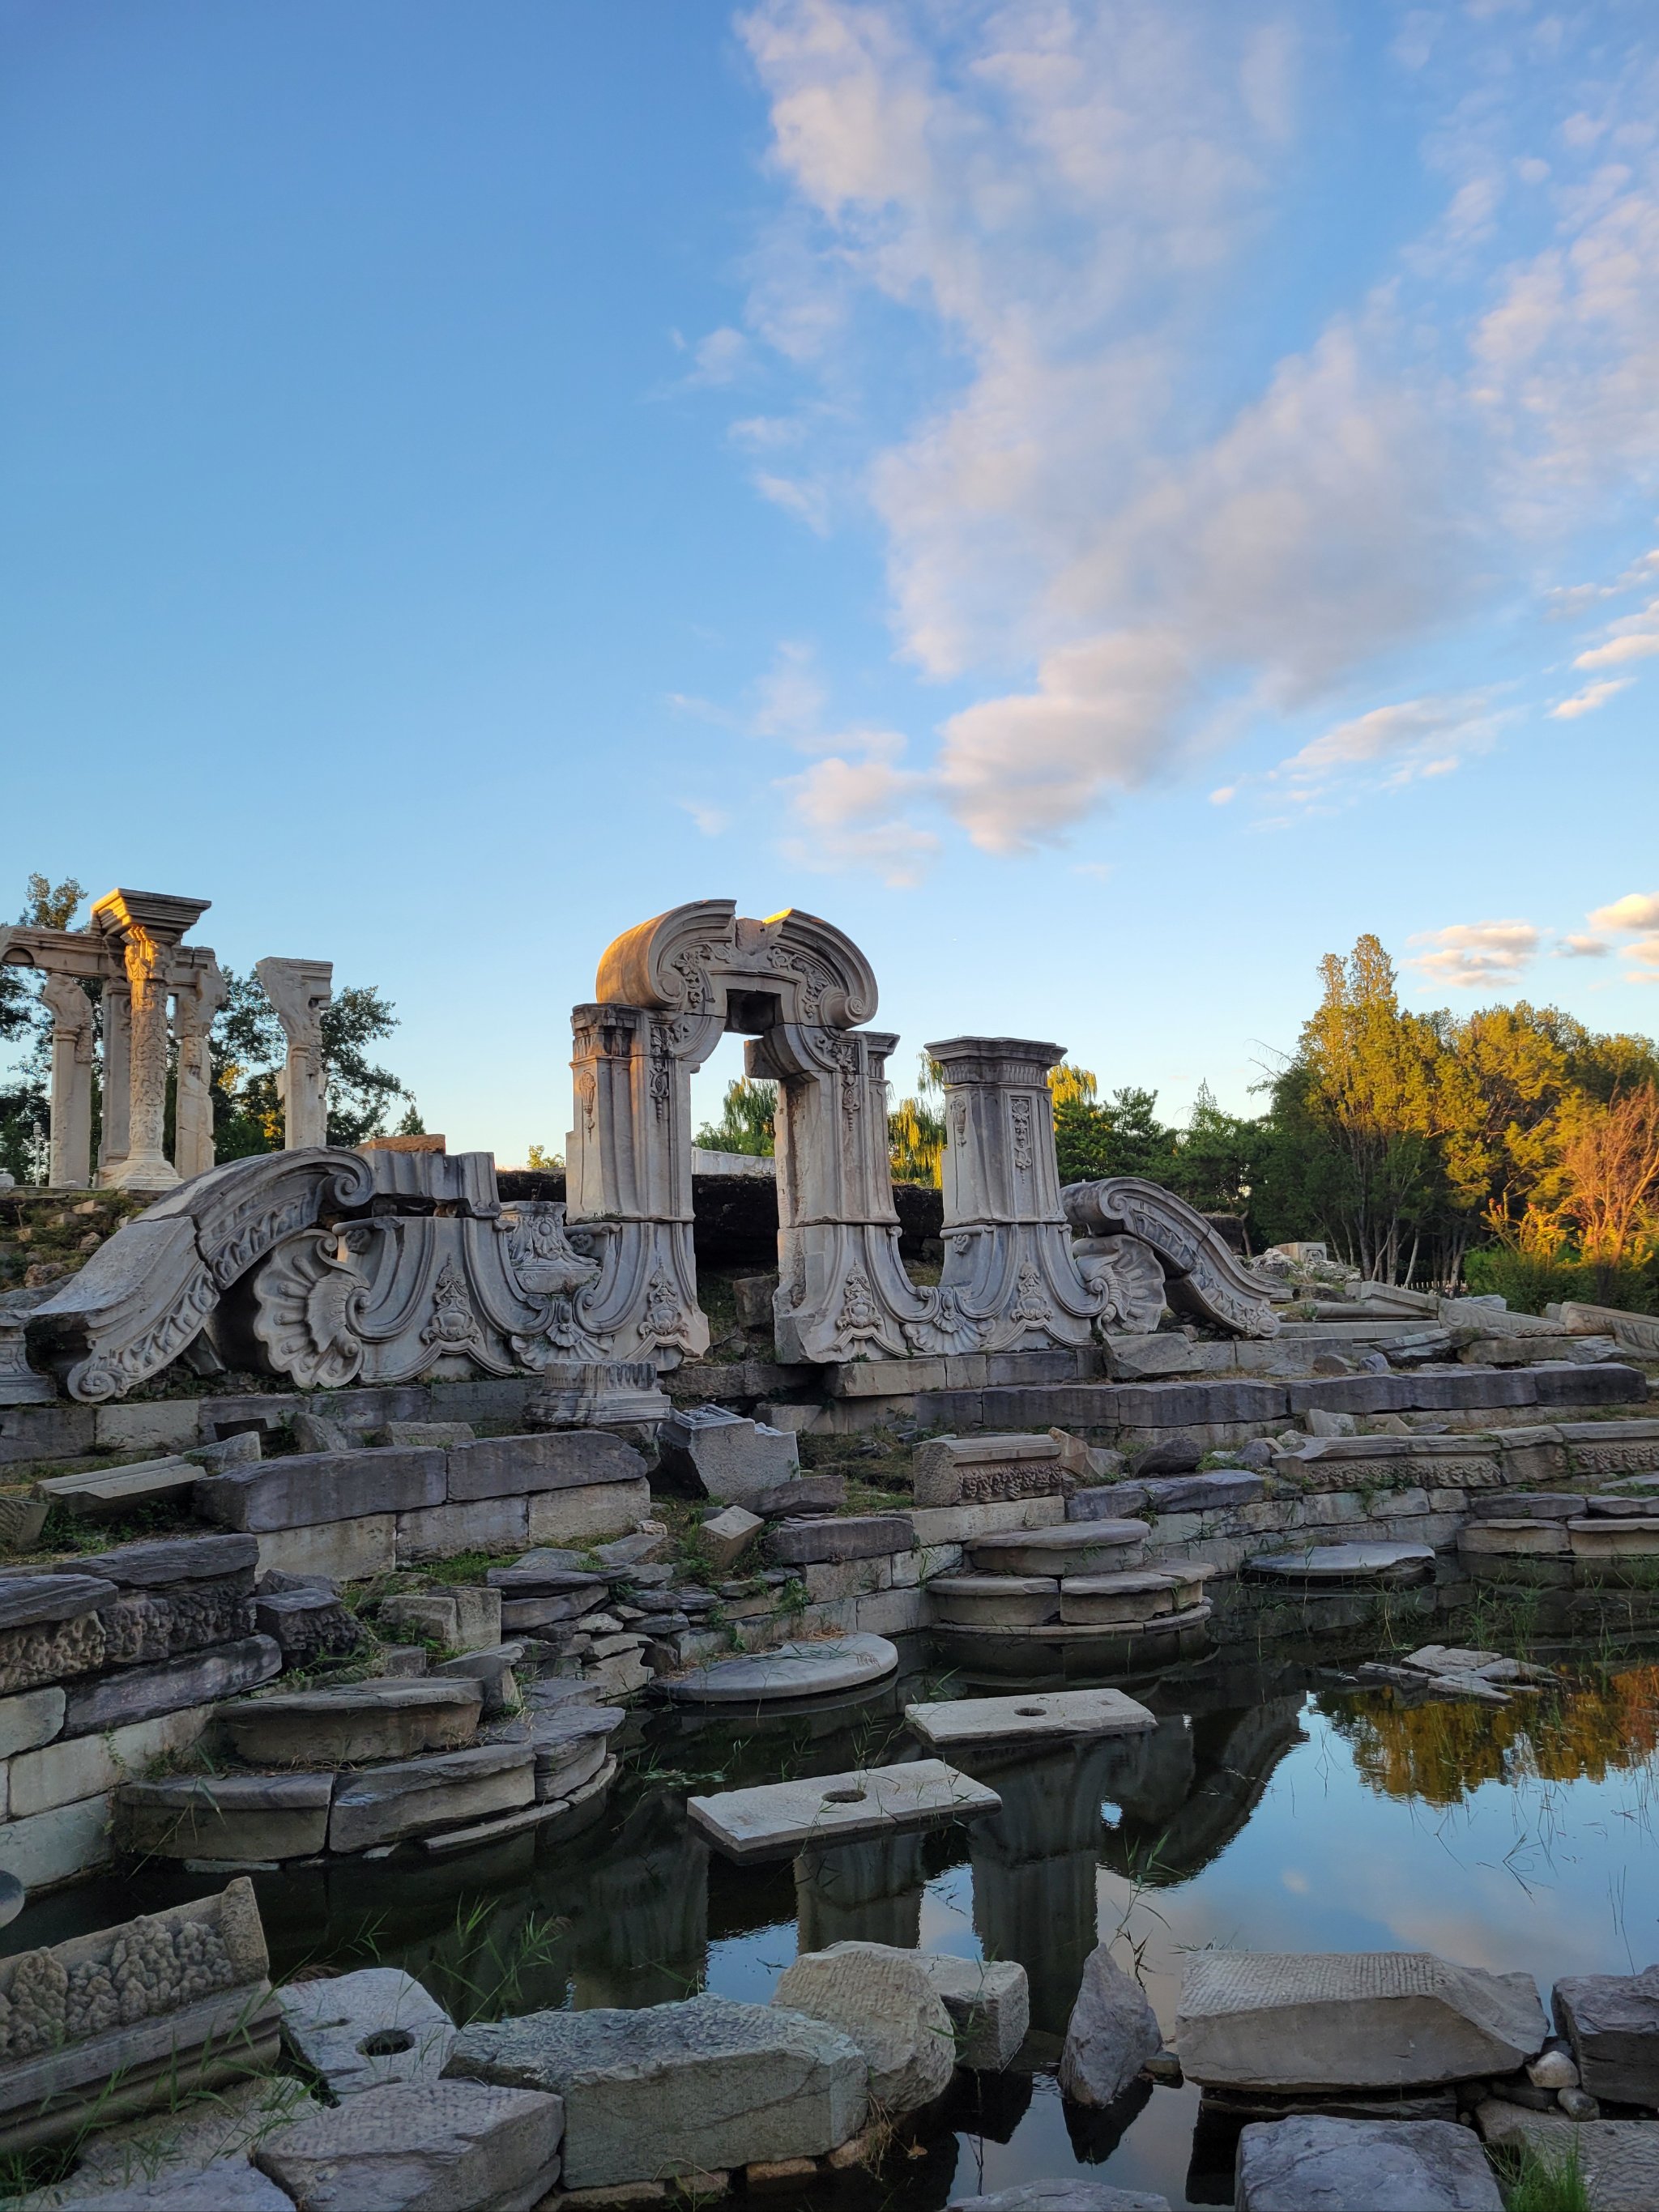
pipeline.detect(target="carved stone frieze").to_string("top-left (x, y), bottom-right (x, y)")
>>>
top-left (1073, 1233), bottom-right (1168, 1335)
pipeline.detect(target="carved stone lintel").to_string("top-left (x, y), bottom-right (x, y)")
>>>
top-left (1064, 1177), bottom-right (1279, 1339)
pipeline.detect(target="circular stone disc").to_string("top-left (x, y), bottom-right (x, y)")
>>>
top-left (664, 1633), bottom-right (898, 1704)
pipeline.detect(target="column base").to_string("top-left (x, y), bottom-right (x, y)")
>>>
top-left (100, 1154), bottom-right (181, 1193)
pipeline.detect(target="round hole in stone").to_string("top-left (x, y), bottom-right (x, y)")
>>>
top-left (1014, 1706), bottom-right (1046, 1716)
top-left (357, 2030), bottom-right (416, 2057)
top-left (821, 1787), bottom-right (866, 1805)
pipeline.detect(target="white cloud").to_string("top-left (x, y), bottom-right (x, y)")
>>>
top-left (1589, 891), bottom-right (1659, 931)
top-left (778, 733), bottom-right (940, 884)
top-left (1405, 918), bottom-right (1542, 988)
top-left (1574, 599), bottom-right (1659, 669)
top-left (677, 799), bottom-right (731, 837)
top-left (728, 2), bottom-right (1659, 856)
top-left (750, 639), bottom-right (828, 738)
top-left (1624, 935), bottom-right (1659, 982)
top-left (1556, 932), bottom-right (1610, 957)
top-left (1549, 676), bottom-right (1634, 718)
top-left (684, 326), bottom-right (753, 386)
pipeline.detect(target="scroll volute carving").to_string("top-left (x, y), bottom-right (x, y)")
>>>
top-left (593, 901), bottom-right (879, 1034)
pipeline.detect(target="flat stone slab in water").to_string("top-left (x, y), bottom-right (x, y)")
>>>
top-left (949, 2185), bottom-right (1171, 2211)
top-left (662, 1633), bottom-right (898, 1704)
top-left (255, 2078), bottom-right (564, 2212)
top-left (906, 1687), bottom-right (1157, 1750)
top-left (688, 1757), bottom-right (1000, 1861)
top-left (1245, 1542), bottom-right (1435, 1585)
top-left (1476, 2103), bottom-right (1659, 2212)
top-left (1236, 2114), bottom-right (1503, 2210)
top-left (277, 1967), bottom-right (455, 2099)
top-left (447, 1993), bottom-right (867, 2189)
top-left (1178, 1950), bottom-right (1546, 2090)
top-left (218, 1678), bottom-right (484, 1767)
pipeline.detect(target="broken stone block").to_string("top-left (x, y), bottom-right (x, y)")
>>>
top-left (1235, 2115), bottom-right (1503, 2211)
top-left (378, 1421), bottom-right (476, 1447)
top-left (63, 1534), bottom-right (259, 1588)
top-left (1474, 2101), bottom-right (1659, 2209)
top-left (0, 1491), bottom-right (48, 1552)
top-left (0, 1683), bottom-right (66, 1757)
top-left (763, 1515), bottom-right (914, 1566)
top-left (1554, 1963), bottom-right (1659, 2105)
top-left (1124, 1435), bottom-right (1202, 1477)
top-left (433, 1645), bottom-right (521, 1717)
top-left (290, 1409), bottom-right (353, 1453)
top-left (0, 1571), bottom-right (116, 1630)
top-left (747, 1470), bottom-right (847, 1519)
top-left (193, 1449), bottom-right (446, 1532)
top-left (218, 1677), bottom-right (484, 1766)
top-left (446, 1993), bottom-right (865, 2189)
top-left (117, 1773), bottom-right (334, 1861)
top-left (1060, 1942), bottom-right (1163, 2106)
top-left (254, 1584), bottom-right (362, 1666)
top-left (915, 1954), bottom-right (1029, 2071)
top-left (658, 1407), bottom-right (800, 1506)
top-left (1305, 1410), bottom-right (1358, 1438)
top-left (949, 2186), bottom-right (1170, 2212)
top-left (688, 1758), bottom-right (1000, 1862)
top-left (700, 1504), bottom-right (763, 1571)
top-left (446, 1430), bottom-right (646, 1502)
top-left (732, 1274), bottom-right (779, 1330)
top-left (327, 1740), bottom-right (535, 1853)
top-left (34, 1458), bottom-right (200, 1521)
top-left (1176, 1952), bottom-right (1546, 2090)
top-left (773, 1941), bottom-right (954, 2110)
top-left (256, 2078), bottom-right (564, 2211)
top-left (378, 1590), bottom-right (463, 1645)
top-left (43, 2163), bottom-right (299, 2209)
top-left (1141, 1470), bottom-right (1264, 1514)
top-left (912, 1433), bottom-right (1066, 1510)
top-left (277, 1967), bottom-right (456, 2098)
top-left (63, 1634), bottom-right (282, 1737)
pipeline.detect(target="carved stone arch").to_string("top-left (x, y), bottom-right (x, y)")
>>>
top-left (595, 901), bottom-right (879, 1035)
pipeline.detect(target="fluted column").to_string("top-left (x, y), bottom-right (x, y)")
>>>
top-left (42, 974), bottom-right (94, 1188)
top-left (173, 952), bottom-right (226, 1182)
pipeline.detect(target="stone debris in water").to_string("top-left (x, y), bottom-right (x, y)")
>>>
top-left (276, 1967), bottom-right (456, 2099)
top-left (1235, 2114), bottom-right (1504, 2210)
top-left (1476, 2102), bottom-right (1659, 2212)
top-left (662, 1633), bottom-right (897, 1705)
top-left (1552, 1963), bottom-right (1659, 2106)
top-left (905, 1687), bottom-right (1156, 1750)
top-left (949, 2185), bottom-right (1173, 2210)
top-left (687, 1758), bottom-right (1001, 1860)
top-left (772, 1941), bottom-right (955, 2112)
top-left (1060, 1941), bottom-right (1163, 2108)
top-left (1176, 1950), bottom-right (1546, 2090)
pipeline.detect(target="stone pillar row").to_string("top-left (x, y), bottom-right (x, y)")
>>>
top-left (0, 891), bottom-right (333, 1191)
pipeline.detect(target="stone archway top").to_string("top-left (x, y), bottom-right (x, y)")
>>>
top-left (594, 900), bottom-right (879, 1031)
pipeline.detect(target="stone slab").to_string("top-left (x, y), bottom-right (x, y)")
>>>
top-left (905, 1687), bottom-right (1157, 1750)
top-left (915, 1954), bottom-right (1030, 2073)
top-left (445, 1993), bottom-right (865, 2189)
top-left (1554, 1964), bottom-right (1659, 2105)
top-left (277, 1967), bottom-right (456, 2098)
top-left (117, 1772), bottom-right (334, 1860)
top-left (1467, 1492), bottom-right (1586, 1522)
top-left (659, 1407), bottom-right (800, 1506)
top-left (328, 1740), bottom-right (535, 1852)
top-left (255, 1515), bottom-right (397, 1583)
top-left (256, 2078), bottom-right (563, 2212)
top-left (1176, 1951), bottom-right (1546, 2089)
top-left (746, 1471), bottom-right (847, 1519)
top-left (663, 1633), bottom-right (897, 1704)
top-left (446, 1430), bottom-right (646, 1502)
top-left (1458, 1519), bottom-right (1572, 1558)
top-left (2, 1792), bottom-right (115, 1889)
top-left (194, 1449), bottom-right (446, 1532)
top-left (1059, 1567), bottom-right (1211, 1626)
top-left (688, 1757), bottom-right (1000, 1861)
top-left (949, 2189), bottom-right (1171, 2212)
top-left (772, 1941), bottom-right (953, 2110)
top-left (965, 1523), bottom-right (1148, 1577)
top-left (926, 1575), bottom-right (1060, 1626)
top-left (906, 1496), bottom-right (1069, 1547)
top-left (33, 1457), bottom-right (201, 1519)
top-left (11, 1704), bottom-right (212, 1818)
top-left (0, 1572), bottom-right (117, 1630)
top-left (913, 1432), bottom-right (1064, 1510)
top-left (397, 1496), bottom-right (531, 1562)
top-left (1236, 2114), bottom-right (1503, 2210)
top-left (1475, 2103), bottom-right (1659, 2212)
top-left (220, 1678), bottom-right (484, 1766)
top-left (1141, 1470), bottom-right (1265, 1513)
top-left (1243, 1543), bottom-right (1435, 1586)
top-left (763, 1515), bottom-right (915, 1566)
top-left (59, 1535), bottom-right (258, 1588)
top-left (62, 1634), bottom-right (281, 1737)
top-left (526, 1477), bottom-right (651, 1547)
top-left (0, 1683), bottom-right (65, 1757)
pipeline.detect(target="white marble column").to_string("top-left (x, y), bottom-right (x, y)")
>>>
top-left (41, 973), bottom-right (94, 1188)
top-left (97, 983), bottom-right (130, 1181)
top-left (92, 889), bottom-right (211, 1194)
top-left (173, 953), bottom-right (226, 1183)
top-left (254, 958), bottom-right (332, 1150)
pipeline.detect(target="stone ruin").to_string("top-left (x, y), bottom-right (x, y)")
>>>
top-left (10, 897), bottom-right (1277, 1406)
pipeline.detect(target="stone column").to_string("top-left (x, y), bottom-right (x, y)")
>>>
top-left (98, 983), bottom-right (130, 1179)
top-left (928, 1034), bottom-right (1104, 1352)
top-left (172, 952), bottom-right (226, 1183)
top-left (41, 973), bottom-right (94, 1189)
top-left (92, 890), bottom-right (211, 1193)
top-left (254, 958), bottom-right (332, 1150)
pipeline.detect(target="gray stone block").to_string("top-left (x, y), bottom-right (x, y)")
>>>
top-left (62, 1634), bottom-right (282, 1737)
top-left (256, 2078), bottom-right (564, 2211)
top-left (117, 1771), bottom-right (334, 1860)
top-left (773, 1941), bottom-right (953, 2111)
top-left (1060, 1942), bottom-right (1162, 2106)
top-left (43, 2165), bottom-right (299, 2210)
top-left (1068, 1482), bottom-right (1150, 1521)
top-left (445, 1993), bottom-right (866, 2188)
top-left (220, 1678), bottom-right (484, 1766)
top-left (446, 1430), bottom-right (645, 1502)
top-left (1467, 1491), bottom-right (1585, 1521)
top-left (658, 1407), bottom-right (800, 1506)
top-left (747, 1471), bottom-right (847, 1519)
top-left (60, 1534), bottom-right (259, 1588)
top-left (277, 1967), bottom-right (456, 2099)
top-left (1141, 1471), bottom-right (1264, 1513)
top-left (0, 1572), bottom-right (117, 1630)
top-left (0, 1683), bottom-right (65, 1757)
top-left (1533, 1361), bottom-right (1645, 1404)
top-left (1236, 2115), bottom-right (1503, 2210)
top-left (194, 1449), bottom-right (446, 1531)
top-left (1554, 1963), bottom-right (1659, 2105)
top-left (328, 1740), bottom-right (535, 1852)
top-left (949, 2188), bottom-right (1171, 2212)
top-left (764, 1514), bottom-right (914, 1566)
top-left (254, 1585), bottom-right (363, 1665)
top-left (914, 1953), bottom-right (1029, 2072)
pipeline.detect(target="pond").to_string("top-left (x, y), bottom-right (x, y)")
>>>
top-left (10, 1585), bottom-right (1659, 2210)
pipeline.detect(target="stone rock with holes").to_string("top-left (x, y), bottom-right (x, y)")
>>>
top-left (445, 1993), bottom-right (867, 2188)
top-left (1235, 2115), bottom-right (1503, 2210)
top-left (277, 1968), bottom-right (457, 2099)
top-left (1060, 1943), bottom-right (1163, 2107)
top-left (771, 1941), bottom-right (954, 2111)
top-left (255, 2078), bottom-right (564, 2210)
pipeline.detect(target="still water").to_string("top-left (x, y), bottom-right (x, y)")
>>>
top-left (11, 1591), bottom-right (1659, 2210)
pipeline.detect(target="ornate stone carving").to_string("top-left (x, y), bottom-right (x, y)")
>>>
top-left (90, 889), bottom-right (212, 1193)
top-left (254, 957), bottom-right (333, 1151)
top-left (172, 950), bottom-right (226, 1183)
top-left (1073, 1233), bottom-right (1167, 1334)
top-left (1064, 1176), bottom-right (1279, 1338)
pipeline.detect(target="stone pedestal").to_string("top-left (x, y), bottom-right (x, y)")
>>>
top-left (255, 958), bottom-right (332, 1151)
top-left (795, 1833), bottom-right (926, 1954)
top-left (41, 974), bottom-right (93, 1189)
top-left (928, 1037), bottom-right (1104, 1353)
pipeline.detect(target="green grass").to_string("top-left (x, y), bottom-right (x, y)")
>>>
top-left (1494, 2138), bottom-right (1592, 2212)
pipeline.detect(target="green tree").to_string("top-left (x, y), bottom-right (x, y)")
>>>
top-left (211, 970), bottom-right (415, 1156)
top-left (695, 1076), bottom-right (777, 1156)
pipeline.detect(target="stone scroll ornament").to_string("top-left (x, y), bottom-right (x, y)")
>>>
top-left (1063, 1175), bottom-right (1280, 1338)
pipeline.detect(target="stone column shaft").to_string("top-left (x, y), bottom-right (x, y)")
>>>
top-left (173, 953), bottom-right (225, 1183)
top-left (42, 973), bottom-right (94, 1188)
top-left (98, 984), bottom-right (131, 1178)
top-left (254, 958), bottom-right (332, 1151)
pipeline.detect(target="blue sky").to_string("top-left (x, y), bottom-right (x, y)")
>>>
top-left (3, 0), bottom-right (1658, 1157)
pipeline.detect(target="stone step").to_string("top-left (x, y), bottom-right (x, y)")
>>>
top-left (33, 1455), bottom-right (201, 1519)
top-left (217, 1678), bottom-right (485, 1767)
top-left (117, 1771), bottom-right (335, 1861)
top-left (327, 1741), bottom-right (535, 1853)
top-left (1244, 1542), bottom-right (1435, 1587)
top-left (1060, 1564), bottom-right (1214, 1625)
top-left (933, 1599), bottom-right (1213, 1646)
top-left (905, 1686), bottom-right (1156, 1749)
top-left (965, 1521), bottom-right (1149, 1577)
top-left (687, 1757), bottom-right (1000, 1861)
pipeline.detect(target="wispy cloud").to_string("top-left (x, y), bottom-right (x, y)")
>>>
top-left (1574, 598), bottom-right (1659, 671)
top-left (778, 735), bottom-right (939, 885)
top-left (1265, 692), bottom-right (1505, 810)
top-left (1549, 676), bottom-right (1633, 718)
top-left (677, 799), bottom-right (731, 837)
top-left (1405, 918), bottom-right (1542, 989)
top-left (1556, 932), bottom-right (1610, 958)
top-left (1589, 891), bottom-right (1659, 931)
